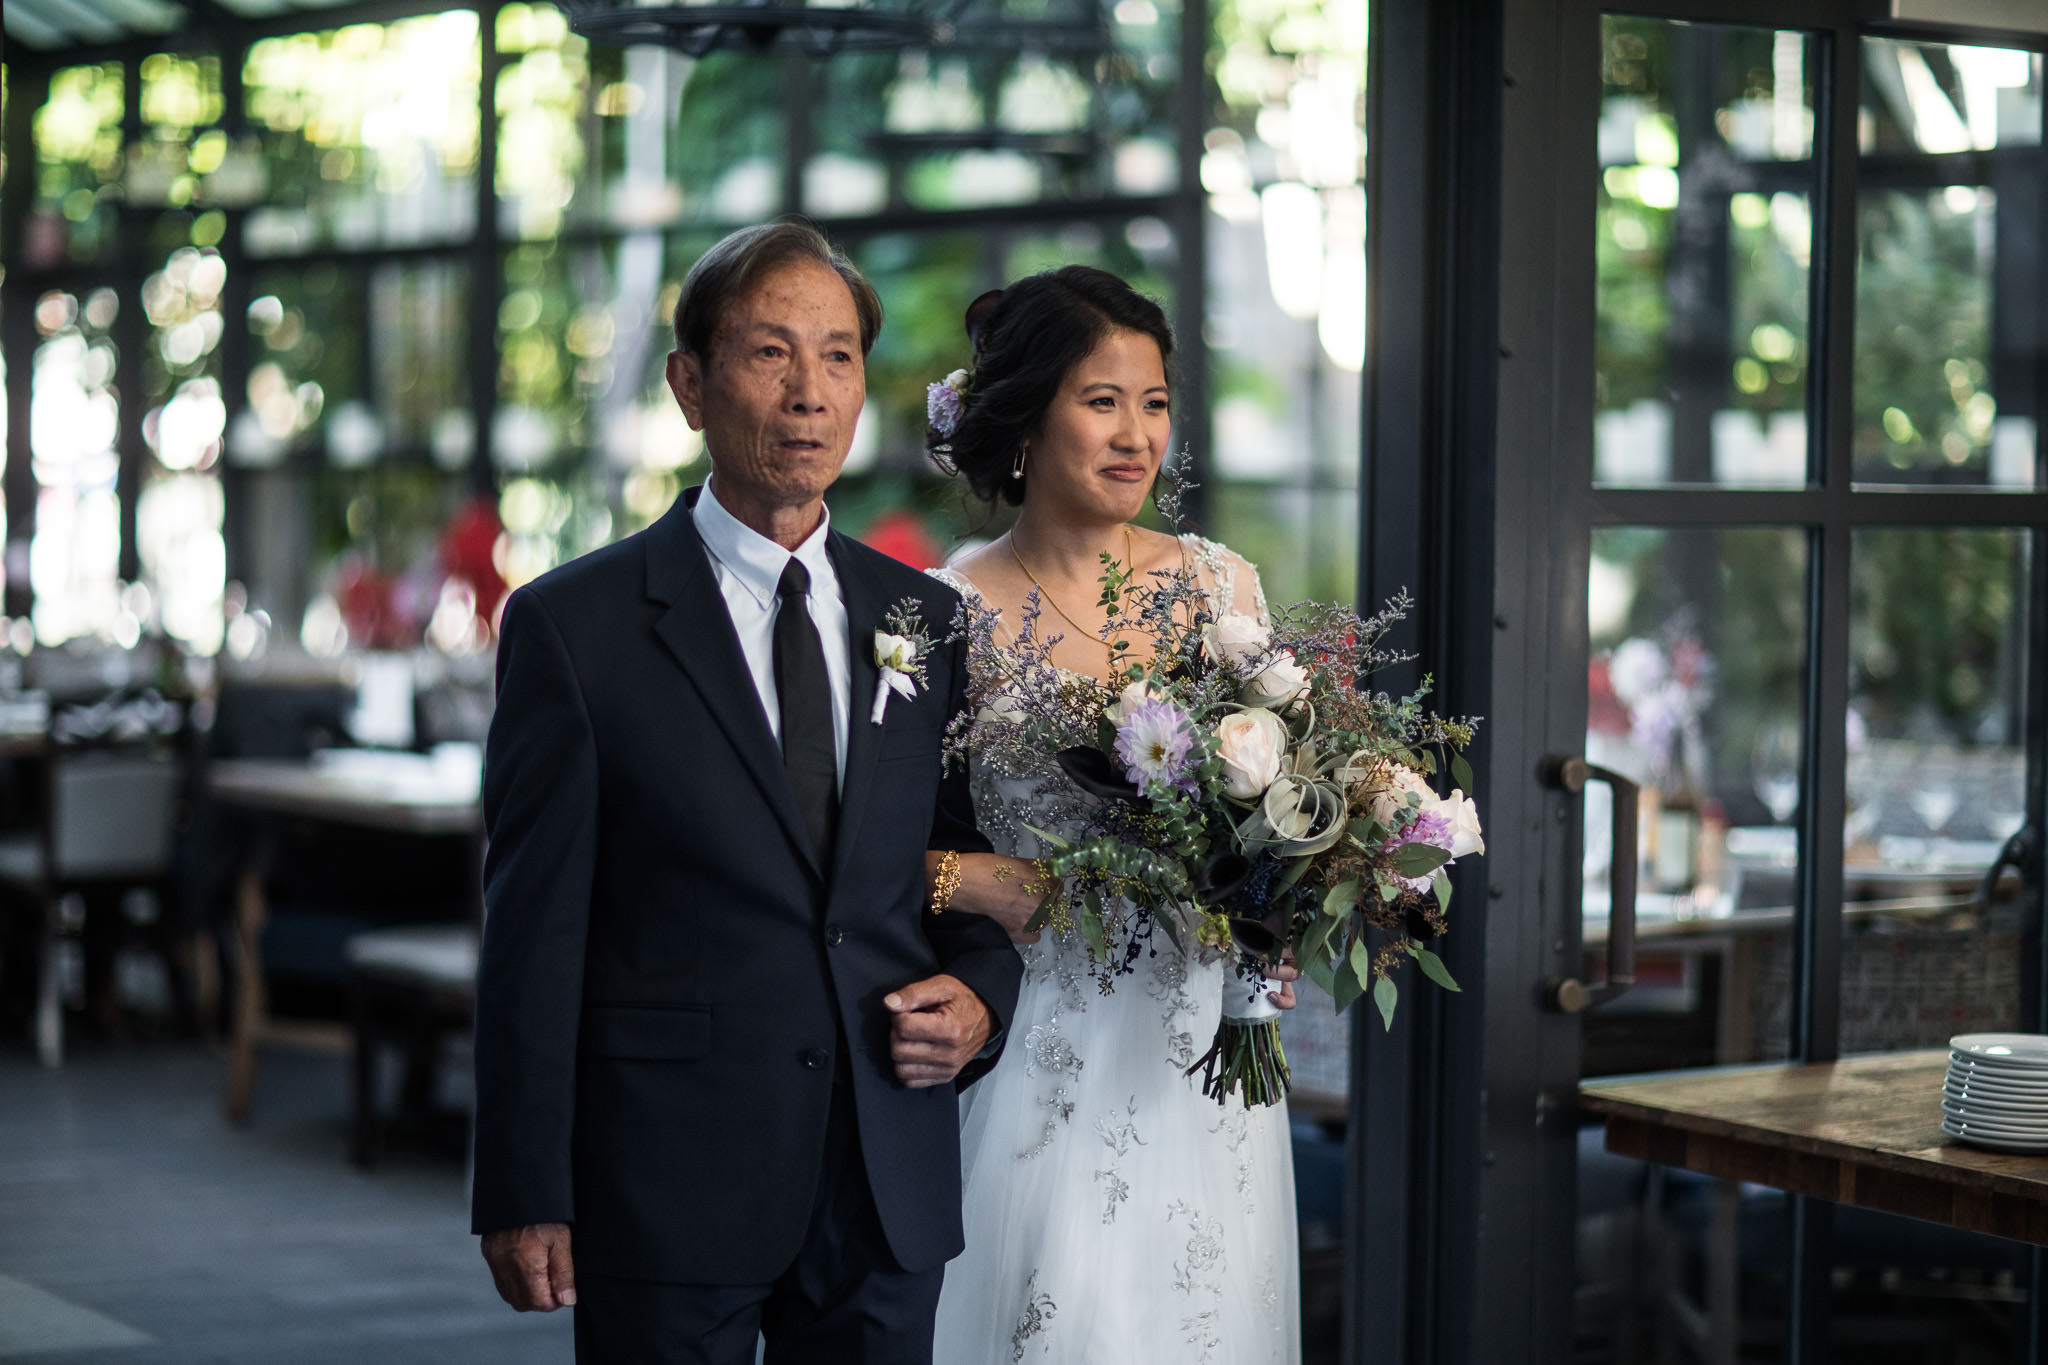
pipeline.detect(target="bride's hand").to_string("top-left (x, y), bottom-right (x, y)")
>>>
top-left (1260, 910), bottom-right (1299, 1010)
top-left (1263, 959), bottom-right (1298, 1010)
top-left (927, 852), bottom-right (1043, 944)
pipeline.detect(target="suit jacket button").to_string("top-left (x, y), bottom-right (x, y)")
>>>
top-left (824, 924), bottom-right (844, 946)
top-left (802, 1048), bottom-right (830, 1070)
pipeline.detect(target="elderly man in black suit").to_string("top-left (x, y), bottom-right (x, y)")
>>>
top-left (471, 219), bottom-right (1022, 1365)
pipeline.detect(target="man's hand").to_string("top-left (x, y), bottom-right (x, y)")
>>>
top-left (885, 974), bottom-right (994, 1088)
top-left (481, 1222), bottom-right (576, 1312)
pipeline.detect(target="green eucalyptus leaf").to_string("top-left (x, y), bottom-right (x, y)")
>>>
top-left (1374, 976), bottom-right (1399, 1030)
top-left (1433, 868), bottom-right (1453, 912)
top-left (1298, 910), bottom-right (1339, 965)
top-left (1408, 944), bottom-right (1461, 992)
top-left (1388, 842), bottom-right (1452, 877)
top-left (1451, 753), bottom-right (1475, 794)
top-left (1322, 878), bottom-right (1360, 918)
top-left (1080, 888), bottom-right (1107, 960)
top-left (1098, 716), bottom-right (1119, 752)
top-left (1331, 954), bottom-right (1366, 1014)
top-left (1023, 896), bottom-right (1054, 932)
top-left (1304, 953), bottom-right (1338, 997)
top-left (1348, 936), bottom-right (1373, 988)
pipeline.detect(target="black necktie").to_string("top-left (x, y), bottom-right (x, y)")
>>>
top-left (774, 559), bottom-right (839, 866)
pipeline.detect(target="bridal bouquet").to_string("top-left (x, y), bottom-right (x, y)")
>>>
top-left (945, 526), bottom-right (1483, 1110)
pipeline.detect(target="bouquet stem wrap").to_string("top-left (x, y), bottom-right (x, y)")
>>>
top-left (1188, 970), bottom-right (1291, 1108)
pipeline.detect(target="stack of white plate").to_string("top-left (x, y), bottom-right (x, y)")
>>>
top-left (1944, 1034), bottom-right (2048, 1153)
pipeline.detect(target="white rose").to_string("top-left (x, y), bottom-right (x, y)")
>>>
top-left (1201, 612), bottom-right (1270, 668)
top-left (1241, 649), bottom-right (1310, 710)
top-left (875, 631), bottom-right (917, 673)
top-left (1368, 765), bottom-right (1434, 831)
top-left (1422, 789), bottom-right (1486, 858)
top-left (1214, 708), bottom-right (1287, 800)
top-left (1103, 678), bottom-right (1164, 727)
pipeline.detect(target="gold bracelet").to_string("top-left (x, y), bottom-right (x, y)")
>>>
top-left (929, 849), bottom-right (963, 915)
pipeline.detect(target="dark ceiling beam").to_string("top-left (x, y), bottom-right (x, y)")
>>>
top-left (8, 0), bottom-right (130, 44)
top-left (1, 0), bottom-right (476, 66)
top-left (88, 0), bottom-right (186, 37)
top-left (2, 8), bottom-right (78, 48)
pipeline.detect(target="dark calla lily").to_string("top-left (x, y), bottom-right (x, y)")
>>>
top-left (1192, 852), bottom-right (1253, 905)
top-left (1055, 746), bottom-right (1143, 802)
top-left (1227, 917), bottom-right (1285, 962)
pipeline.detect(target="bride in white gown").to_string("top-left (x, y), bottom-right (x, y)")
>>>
top-left (918, 266), bottom-right (1300, 1364)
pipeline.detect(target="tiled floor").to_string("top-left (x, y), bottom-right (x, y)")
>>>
top-left (0, 1043), bottom-right (572, 1364)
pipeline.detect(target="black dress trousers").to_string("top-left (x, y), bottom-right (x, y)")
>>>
top-left (571, 1065), bottom-right (943, 1365)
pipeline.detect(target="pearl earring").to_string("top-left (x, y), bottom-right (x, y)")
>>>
top-left (1011, 444), bottom-right (1027, 480)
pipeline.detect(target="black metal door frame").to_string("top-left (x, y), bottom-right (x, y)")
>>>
top-left (1355, 0), bottom-right (2048, 1362)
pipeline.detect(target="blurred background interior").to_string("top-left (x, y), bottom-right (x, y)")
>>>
top-left (2, 0), bottom-right (2048, 1362)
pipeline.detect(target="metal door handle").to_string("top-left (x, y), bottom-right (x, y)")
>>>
top-left (1543, 755), bottom-right (1637, 1013)
top-left (1974, 823), bottom-right (2038, 908)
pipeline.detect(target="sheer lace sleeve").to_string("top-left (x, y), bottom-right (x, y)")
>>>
top-left (1180, 535), bottom-right (1270, 626)
top-left (926, 565), bottom-right (981, 602)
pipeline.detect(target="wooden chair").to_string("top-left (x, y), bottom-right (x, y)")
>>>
top-left (0, 746), bottom-right (185, 1066)
top-left (345, 922), bottom-right (477, 1167)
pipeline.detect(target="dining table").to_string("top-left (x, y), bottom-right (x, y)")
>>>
top-left (208, 750), bottom-right (482, 1122)
top-left (1580, 1049), bottom-right (2048, 1246)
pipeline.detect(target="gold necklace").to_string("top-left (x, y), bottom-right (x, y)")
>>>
top-left (1010, 524), bottom-right (1137, 672)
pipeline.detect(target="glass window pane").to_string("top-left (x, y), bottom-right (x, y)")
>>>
top-left (29, 287), bottom-right (123, 645)
top-left (1854, 42), bottom-right (2043, 487)
top-left (237, 263), bottom-right (361, 468)
top-left (125, 53), bottom-right (224, 218)
top-left (1594, 19), bottom-right (1817, 489)
top-left (138, 232), bottom-right (229, 654)
top-left (1813, 527), bottom-right (2039, 1359)
top-left (494, 5), bottom-right (795, 235)
top-left (372, 260), bottom-right (470, 462)
top-left (1842, 529), bottom-right (2031, 1046)
top-left (1578, 527), bottom-right (1805, 1365)
top-left (242, 12), bottom-right (482, 255)
top-left (28, 64), bottom-right (125, 267)
top-left (1585, 526), bottom-right (1807, 1072)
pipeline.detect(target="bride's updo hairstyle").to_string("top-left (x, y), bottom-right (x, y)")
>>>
top-left (930, 265), bottom-right (1174, 507)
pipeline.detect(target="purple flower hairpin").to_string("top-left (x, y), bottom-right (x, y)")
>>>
top-left (926, 368), bottom-right (971, 437)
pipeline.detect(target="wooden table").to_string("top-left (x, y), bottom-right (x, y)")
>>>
top-left (209, 756), bottom-right (481, 836)
top-left (1581, 1050), bottom-right (2048, 1245)
top-left (209, 756), bottom-right (481, 1122)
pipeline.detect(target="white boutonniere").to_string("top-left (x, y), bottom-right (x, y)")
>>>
top-left (871, 599), bottom-right (933, 725)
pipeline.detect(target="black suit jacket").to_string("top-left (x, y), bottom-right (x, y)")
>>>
top-left (470, 488), bottom-right (1021, 1284)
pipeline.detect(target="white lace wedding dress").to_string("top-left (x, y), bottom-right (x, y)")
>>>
top-left (928, 538), bottom-right (1301, 1365)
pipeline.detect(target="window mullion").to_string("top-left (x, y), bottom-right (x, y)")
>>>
top-left (469, 1), bottom-right (503, 499)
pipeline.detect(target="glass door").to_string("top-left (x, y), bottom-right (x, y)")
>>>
top-left (1551, 8), bottom-right (2048, 1362)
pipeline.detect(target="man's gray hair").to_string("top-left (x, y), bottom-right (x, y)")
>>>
top-left (671, 218), bottom-right (883, 361)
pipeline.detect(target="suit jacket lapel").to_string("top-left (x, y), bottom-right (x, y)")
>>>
top-left (644, 489), bottom-right (821, 881)
top-left (828, 532), bottom-right (886, 892)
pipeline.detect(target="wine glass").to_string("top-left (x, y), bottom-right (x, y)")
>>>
top-left (1751, 722), bottom-right (1800, 824)
top-left (1908, 783), bottom-right (1959, 835)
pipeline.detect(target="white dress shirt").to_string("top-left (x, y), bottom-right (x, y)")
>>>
top-left (693, 479), bottom-right (851, 786)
